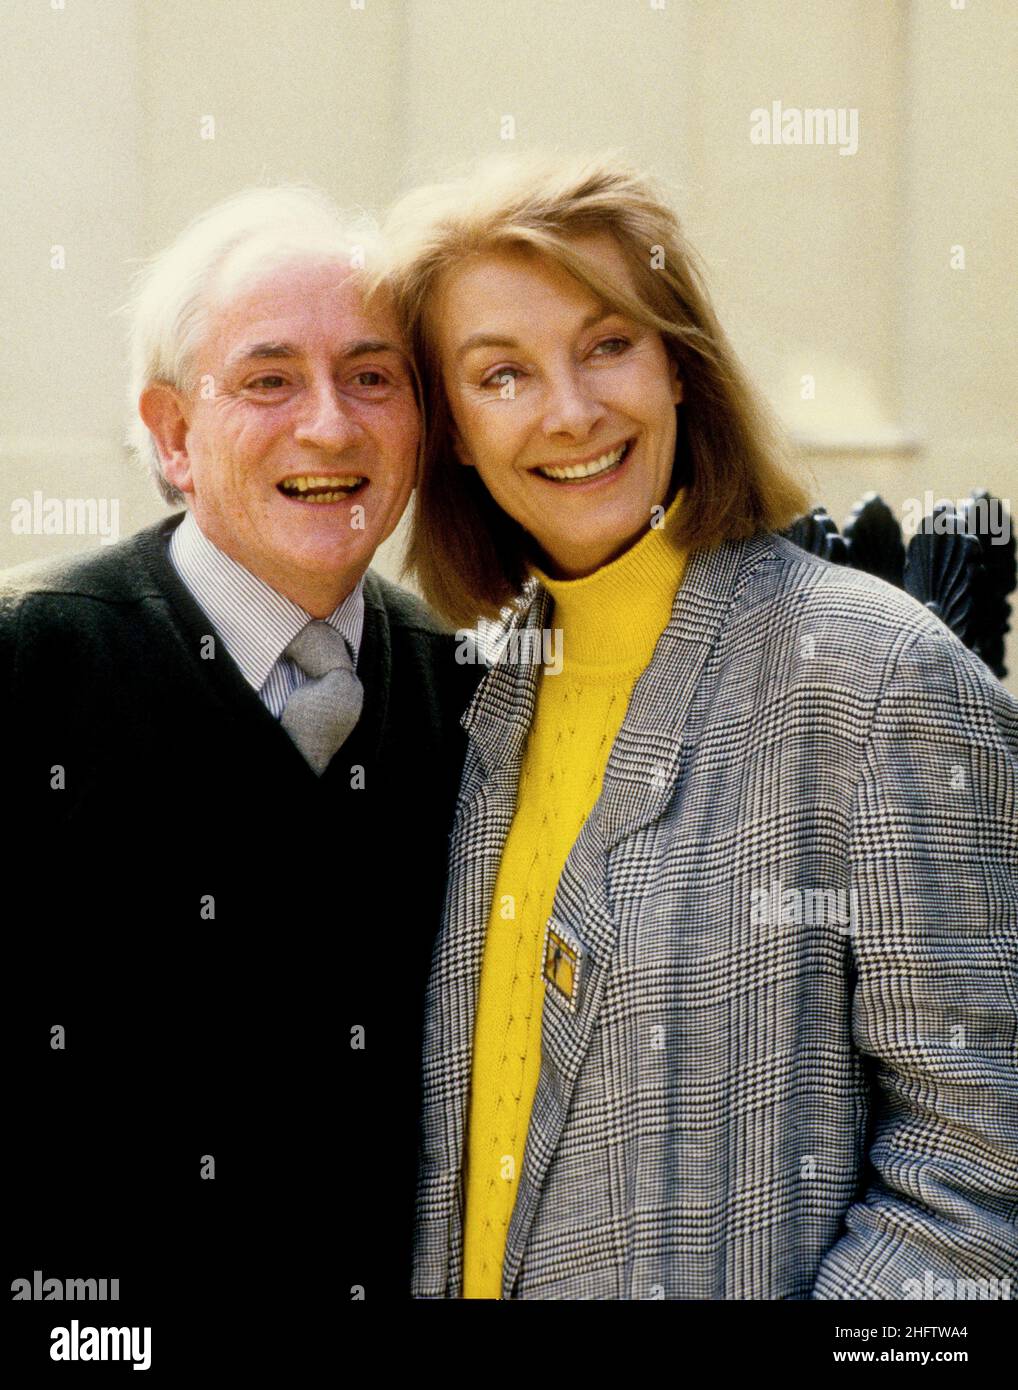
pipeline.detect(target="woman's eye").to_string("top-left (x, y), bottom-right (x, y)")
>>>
top-left (353, 371), bottom-right (386, 387)
top-left (480, 367), bottom-right (521, 389)
top-left (591, 337), bottom-right (630, 357)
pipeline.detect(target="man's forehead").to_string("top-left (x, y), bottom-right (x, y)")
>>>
top-left (213, 229), bottom-right (357, 297)
top-left (204, 252), bottom-right (405, 363)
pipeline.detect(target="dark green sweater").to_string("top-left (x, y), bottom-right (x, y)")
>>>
top-left (1, 513), bottom-right (481, 1329)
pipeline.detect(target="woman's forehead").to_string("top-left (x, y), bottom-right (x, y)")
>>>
top-left (432, 233), bottom-right (636, 336)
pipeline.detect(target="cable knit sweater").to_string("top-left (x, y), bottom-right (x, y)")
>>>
top-left (462, 489), bottom-right (689, 1298)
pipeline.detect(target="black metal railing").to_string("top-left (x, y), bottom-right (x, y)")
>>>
top-left (783, 491), bottom-right (1016, 678)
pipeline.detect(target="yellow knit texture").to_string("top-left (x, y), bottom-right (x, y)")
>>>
top-left (462, 491), bottom-right (688, 1298)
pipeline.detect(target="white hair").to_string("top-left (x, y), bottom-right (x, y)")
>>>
top-left (124, 185), bottom-right (380, 505)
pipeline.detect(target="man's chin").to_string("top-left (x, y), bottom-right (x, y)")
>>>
top-left (283, 536), bottom-right (373, 577)
top-left (274, 503), bottom-right (370, 555)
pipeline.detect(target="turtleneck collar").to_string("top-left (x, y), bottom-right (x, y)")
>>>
top-left (530, 486), bottom-right (688, 669)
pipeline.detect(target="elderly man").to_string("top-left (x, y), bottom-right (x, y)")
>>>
top-left (2, 188), bottom-right (479, 1336)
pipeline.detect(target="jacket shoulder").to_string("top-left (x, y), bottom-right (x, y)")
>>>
top-left (729, 535), bottom-right (1018, 720)
top-left (742, 533), bottom-right (968, 650)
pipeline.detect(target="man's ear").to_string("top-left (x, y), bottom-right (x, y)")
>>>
top-left (139, 384), bottom-right (194, 495)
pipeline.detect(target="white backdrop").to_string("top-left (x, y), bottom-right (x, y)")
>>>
top-left (3, 0), bottom-right (1015, 685)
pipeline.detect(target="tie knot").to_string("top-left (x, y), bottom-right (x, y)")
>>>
top-left (284, 621), bottom-right (354, 680)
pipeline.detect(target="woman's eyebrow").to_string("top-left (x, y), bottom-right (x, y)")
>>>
top-left (456, 312), bottom-right (620, 361)
top-left (456, 333), bottom-right (519, 360)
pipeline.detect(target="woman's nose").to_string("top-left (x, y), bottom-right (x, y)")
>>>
top-left (540, 369), bottom-right (605, 439)
top-left (294, 382), bottom-right (364, 451)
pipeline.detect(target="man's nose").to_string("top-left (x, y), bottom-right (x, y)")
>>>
top-left (294, 382), bottom-right (364, 451)
top-left (540, 368), bottom-right (605, 439)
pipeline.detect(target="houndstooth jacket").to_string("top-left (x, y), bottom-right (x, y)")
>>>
top-left (413, 531), bottom-right (1018, 1300)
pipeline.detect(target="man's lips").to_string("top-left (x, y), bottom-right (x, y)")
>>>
top-left (529, 438), bottom-right (634, 483)
top-left (277, 473), bottom-right (367, 504)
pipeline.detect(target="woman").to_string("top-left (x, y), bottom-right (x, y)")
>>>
top-left (379, 154), bottom-right (1018, 1300)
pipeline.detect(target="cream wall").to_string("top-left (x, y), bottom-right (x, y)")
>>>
top-left (2, 0), bottom-right (1014, 684)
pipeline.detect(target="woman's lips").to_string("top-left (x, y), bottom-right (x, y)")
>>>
top-left (530, 439), bottom-right (634, 487)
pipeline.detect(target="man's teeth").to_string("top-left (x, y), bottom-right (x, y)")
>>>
top-left (536, 444), bottom-right (627, 481)
top-left (278, 474), bottom-right (365, 503)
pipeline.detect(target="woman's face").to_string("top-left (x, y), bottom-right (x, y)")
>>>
top-left (431, 232), bottom-right (683, 578)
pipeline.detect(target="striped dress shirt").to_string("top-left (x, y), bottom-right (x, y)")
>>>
top-left (168, 509), bottom-right (364, 716)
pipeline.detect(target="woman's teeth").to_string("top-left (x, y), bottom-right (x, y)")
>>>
top-left (278, 474), bottom-right (365, 503)
top-left (536, 443), bottom-right (628, 482)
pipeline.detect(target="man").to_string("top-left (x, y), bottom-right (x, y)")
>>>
top-left (1, 188), bottom-right (479, 1353)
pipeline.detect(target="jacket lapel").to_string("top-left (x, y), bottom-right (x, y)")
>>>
top-left (596, 532), bottom-right (776, 847)
top-left (426, 536), bottom-right (777, 1296)
top-left (416, 588), bottom-right (551, 1295)
top-left (499, 534), bottom-right (777, 1295)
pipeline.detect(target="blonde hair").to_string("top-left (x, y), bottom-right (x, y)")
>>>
top-left (378, 151), bottom-right (811, 625)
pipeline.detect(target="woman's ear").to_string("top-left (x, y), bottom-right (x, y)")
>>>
top-left (670, 357), bottom-right (684, 406)
top-left (139, 384), bottom-right (194, 494)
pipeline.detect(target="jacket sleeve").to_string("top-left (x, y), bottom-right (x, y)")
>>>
top-left (811, 625), bottom-right (1018, 1300)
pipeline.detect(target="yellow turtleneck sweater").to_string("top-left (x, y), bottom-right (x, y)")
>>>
top-left (462, 488), bottom-right (689, 1299)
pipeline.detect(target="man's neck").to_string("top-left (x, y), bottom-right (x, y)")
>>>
top-left (277, 579), bottom-right (363, 619)
top-left (188, 512), bottom-right (365, 616)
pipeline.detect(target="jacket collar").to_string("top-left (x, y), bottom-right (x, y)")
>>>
top-left (460, 533), bottom-right (778, 847)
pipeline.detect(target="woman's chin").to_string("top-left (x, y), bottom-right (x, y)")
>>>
top-left (535, 517), bottom-right (649, 579)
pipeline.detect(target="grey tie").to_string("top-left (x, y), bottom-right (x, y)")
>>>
top-left (280, 621), bottom-right (364, 775)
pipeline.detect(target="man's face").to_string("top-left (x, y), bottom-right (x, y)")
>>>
top-left (163, 251), bottom-right (419, 609)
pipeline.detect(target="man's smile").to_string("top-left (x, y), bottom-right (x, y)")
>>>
top-left (276, 473), bottom-right (367, 503)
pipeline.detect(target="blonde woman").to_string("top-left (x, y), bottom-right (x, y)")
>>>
top-left (379, 154), bottom-right (1018, 1301)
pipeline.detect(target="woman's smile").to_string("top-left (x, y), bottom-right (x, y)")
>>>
top-left (530, 437), bottom-right (634, 485)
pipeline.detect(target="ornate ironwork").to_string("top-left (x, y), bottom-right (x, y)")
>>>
top-left (903, 505), bottom-right (982, 648)
top-left (783, 490), bottom-right (1015, 677)
top-left (783, 506), bottom-right (848, 564)
top-left (843, 493), bottom-right (905, 588)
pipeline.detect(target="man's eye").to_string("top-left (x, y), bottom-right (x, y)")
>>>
top-left (247, 375), bottom-right (287, 389)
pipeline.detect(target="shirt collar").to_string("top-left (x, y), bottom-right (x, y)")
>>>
top-left (168, 510), bottom-right (365, 692)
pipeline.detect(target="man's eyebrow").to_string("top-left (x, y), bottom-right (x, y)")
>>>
top-left (225, 342), bottom-right (299, 368)
top-left (224, 339), bottom-right (408, 369)
top-left (455, 311), bottom-right (617, 361)
top-left (346, 338), bottom-right (407, 359)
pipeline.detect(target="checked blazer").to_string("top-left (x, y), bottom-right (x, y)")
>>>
top-left (413, 530), bottom-right (1018, 1300)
